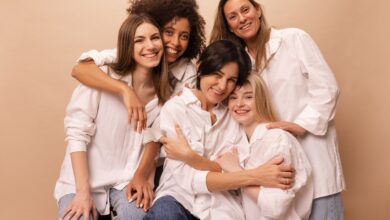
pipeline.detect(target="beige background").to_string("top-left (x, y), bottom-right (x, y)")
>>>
top-left (1, 0), bottom-right (389, 219)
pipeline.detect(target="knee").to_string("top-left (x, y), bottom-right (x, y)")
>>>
top-left (144, 196), bottom-right (188, 220)
top-left (114, 201), bottom-right (146, 220)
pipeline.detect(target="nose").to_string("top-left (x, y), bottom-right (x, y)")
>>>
top-left (170, 34), bottom-right (179, 47)
top-left (238, 13), bottom-right (246, 23)
top-left (145, 39), bottom-right (156, 50)
top-left (218, 78), bottom-right (227, 91)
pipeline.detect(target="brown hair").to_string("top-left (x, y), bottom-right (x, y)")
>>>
top-left (110, 14), bottom-right (171, 104)
top-left (210, 0), bottom-right (271, 72)
top-left (246, 73), bottom-right (278, 122)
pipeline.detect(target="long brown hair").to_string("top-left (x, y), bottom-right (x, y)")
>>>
top-left (210, 0), bottom-right (271, 72)
top-left (110, 14), bottom-right (171, 104)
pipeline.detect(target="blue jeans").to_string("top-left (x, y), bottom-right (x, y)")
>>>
top-left (309, 193), bottom-right (344, 220)
top-left (143, 196), bottom-right (198, 220)
top-left (58, 188), bottom-right (146, 220)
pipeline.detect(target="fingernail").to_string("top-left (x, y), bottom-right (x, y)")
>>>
top-left (128, 198), bottom-right (133, 203)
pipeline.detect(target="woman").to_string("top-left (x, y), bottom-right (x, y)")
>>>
top-left (69, 0), bottom-right (206, 210)
top-left (223, 73), bottom-right (313, 219)
top-left (54, 14), bottom-right (170, 220)
top-left (145, 40), bottom-right (295, 220)
top-left (210, 0), bottom-right (345, 219)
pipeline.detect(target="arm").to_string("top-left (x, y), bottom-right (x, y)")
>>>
top-left (61, 84), bottom-right (101, 220)
top-left (293, 30), bottom-right (340, 135)
top-left (71, 49), bottom-right (146, 129)
top-left (160, 125), bottom-right (221, 172)
top-left (127, 141), bottom-right (160, 211)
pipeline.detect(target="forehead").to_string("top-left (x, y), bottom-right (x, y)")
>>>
top-left (220, 61), bottom-right (239, 77)
top-left (234, 83), bottom-right (252, 94)
top-left (163, 17), bottom-right (190, 31)
top-left (224, 0), bottom-right (253, 13)
top-left (135, 22), bottom-right (159, 36)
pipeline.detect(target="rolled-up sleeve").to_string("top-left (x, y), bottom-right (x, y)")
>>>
top-left (293, 30), bottom-right (339, 136)
top-left (77, 48), bottom-right (117, 66)
top-left (64, 84), bottom-right (101, 152)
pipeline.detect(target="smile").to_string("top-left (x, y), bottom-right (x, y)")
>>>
top-left (239, 22), bottom-right (252, 31)
top-left (166, 47), bottom-right (180, 55)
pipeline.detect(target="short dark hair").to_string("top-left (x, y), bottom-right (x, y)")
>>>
top-left (196, 40), bottom-right (251, 89)
top-left (128, 0), bottom-right (206, 60)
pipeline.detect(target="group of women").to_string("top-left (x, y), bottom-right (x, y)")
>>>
top-left (54, 0), bottom-right (345, 219)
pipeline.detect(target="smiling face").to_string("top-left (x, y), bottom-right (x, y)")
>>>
top-left (199, 62), bottom-right (239, 107)
top-left (228, 83), bottom-right (257, 127)
top-left (223, 0), bottom-right (261, 42)
top-left (133, 22), bottom-right (164, 70)
top-left (162, 17), bottom-right (190, 64)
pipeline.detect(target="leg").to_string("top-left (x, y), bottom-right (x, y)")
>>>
top-left (309, 193), bottom-right (344, 220)
top-left (109, 188), bottom-right (146, 220)
top-left (58, 194), bottom-right (95, 220)
top-left (144, 195), bottom-right (196, 220)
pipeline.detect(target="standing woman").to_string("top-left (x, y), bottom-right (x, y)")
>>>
top-left (54, 14), bottom-right (170, 220)
top-left (210, 0), bottom-right (345, 219)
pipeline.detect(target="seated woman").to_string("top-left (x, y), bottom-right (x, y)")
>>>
top-left (145, 40), bottom-right (295, 220)
top-left (54, 14), bottom-right (170, 220)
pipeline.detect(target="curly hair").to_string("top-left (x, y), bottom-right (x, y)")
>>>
top-left (127, 0), bottom-right (206, 60)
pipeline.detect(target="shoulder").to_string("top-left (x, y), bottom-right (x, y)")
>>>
top-left (258, 126), bottom-right (298, 148)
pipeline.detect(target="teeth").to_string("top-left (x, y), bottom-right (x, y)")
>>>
top-left (240, 23), bottom-right (251, 30)
top-left (143, 53), bottom-right (157, 58)
top-left (235, 110), bottom-right (249, 114)
top-left (166, 48), bottom-right (178, 54)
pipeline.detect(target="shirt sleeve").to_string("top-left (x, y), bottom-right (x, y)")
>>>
top-left (77, 48), bottom-right (117, 66)
top-left (292, 30), bottom-right (340, 135)
top-left (64, 84), bottom-right (101, 153)
top-left (252, 131), bottom-right (312, 219)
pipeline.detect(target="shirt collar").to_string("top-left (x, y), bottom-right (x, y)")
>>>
top-left (246, 28), bottom-right (282, 65)
top-left (169, 58), bottom-right (190, 81)
top-left (180, 87), bottom-right (227, 114)
top-left (249, 123), bottom-right (269, 144)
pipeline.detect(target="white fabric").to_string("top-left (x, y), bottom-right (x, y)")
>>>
top-left (252, 28), bottom-right (346, 198)
top-left (243, 124), bottom-right (313, 220)
top-left (155, 88), bottom-right (249, 220)
top-left (54, 66), bottom-right (161, 215)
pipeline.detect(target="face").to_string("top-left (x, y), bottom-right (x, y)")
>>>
top-left (228, 83), bottom-right (257, 127)
top-left (162, 17), bottom-right (191, 63)
top-left (223, 0), bottom-right (262, 42)
top-left (133, 22), bottom-right (164, 70)
top-left (199, 62), bottom-right (239, 106)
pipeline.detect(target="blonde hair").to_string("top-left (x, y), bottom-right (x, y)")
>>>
top-left (246, 73), bottom-right (278, 122)
top-left (210, 0), bottom-right (271, 72)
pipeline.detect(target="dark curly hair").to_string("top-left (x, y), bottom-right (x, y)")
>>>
top-left (127, 0), bottom-right (206, 60)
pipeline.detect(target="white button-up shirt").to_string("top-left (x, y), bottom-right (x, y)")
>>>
top-left (155, 88), bottom-right (249, 220)
top-left (243, 124), bottom-right (313, 220)
top-left (77, 48), bottom-right (197, 94)
top-left (54, 66), bottom-right (161, 215)
top-left (252, 28), bottom-right (346, 198)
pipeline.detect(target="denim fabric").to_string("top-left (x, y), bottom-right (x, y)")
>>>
top-left (143, 196), bottom-right (198, 220)
top-left (58, 194), bottom-right (94, 220)
top-left (309, 193), bottom-right (344, 220)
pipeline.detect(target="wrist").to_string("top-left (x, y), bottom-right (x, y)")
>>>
top-left (76, 184), bottom-right (91, 194)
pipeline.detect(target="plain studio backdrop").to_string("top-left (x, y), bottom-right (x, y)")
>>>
top-left (0, 0), bottom-right (389, 219)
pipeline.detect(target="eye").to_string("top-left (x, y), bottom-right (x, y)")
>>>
top-left (180, 33), bottom-right (189, 41)
top-left (228, 15), bottom-right (237, 21)
top-left (134, 38), bottom-right (143, 43)
top-left (229, 95), bottom-right (237, 100)
top-left (228, 78), bottom-right (237, 84)
top-left (244, 95), bottom-right (253, 99)
top-left (151, 35), bottom-right (161, 41)
top-left (242, 6), bottom-right (249, 13)
top-left (163, 29), bottom-right (174, 36)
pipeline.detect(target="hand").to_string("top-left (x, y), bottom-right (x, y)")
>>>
top-left (121, 87), bottom-right (146, 133)
top-left (61, 191), bottom-right (97, 220)
top-left (127, 172), bottom-right (154, 212)
top-left (160, 125), bottom-right (194, 163)
top-left (250, 156), bottom-right (295, 190)
top-left (267, 121), bottom-right (307, 136)
top-left (215, 148), bottom-right (243, 172)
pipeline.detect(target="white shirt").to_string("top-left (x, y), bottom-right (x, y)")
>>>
top-left (77, 48), bottom-right (197, 94)
top-left (155, 88), bottom-right (249, 220)
top-left (243, 124), bottom-right (313, 220)
top-left (54, 66), bottom-right (161, 215)
top-left (252, 28), bottom-right (346, 198)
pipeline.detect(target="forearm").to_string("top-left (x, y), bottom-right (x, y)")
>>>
top-left (243, 186), bottom-right (261, 203)
top-left (134, 142), bottom-right (159, 178)
top-left (70, 151), bottom-right (91, 192)
top-left (186, 151), bottom-right (221, 172)
top-left (71, 61), bottom-right (129, 95)
top-left (206, 169), bottom-right (257, 192)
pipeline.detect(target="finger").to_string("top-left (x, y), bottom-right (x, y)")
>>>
top-left (133, 110), bottom-right (139, 130)
top-left (143, 111), bottom-right (147, 130)
top-left (61, 206), bottom-right (72, 220)
top-left (145, 188), bottom-right (154, 211)
top-left (136, 185), bottom-right (144, 207)
top-left (83, 210), bottom-right (90, 220)
top-left (127, 183), bottom-right (134, 201)
top-left (142, 186), bottom-right (150, 211)
top-left (231, 147), bottom-right (239, 156)
top-left (92, 205), bottom-right (98, 220)
top-left (128, 108), bottom-right (133, 124)
top-left (269, 156), bottom-right (284, 165)
top-left (160, 136), bottom-right (167, 145)
top-left (137, 107), bottom-right (145, 133)
top-left (174, 125), bottom-right (184, 138)
top-left (71, 210), bottom-right (81, 220)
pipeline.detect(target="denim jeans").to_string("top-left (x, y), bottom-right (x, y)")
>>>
top-left (309, 193), bottom-right (344, 220)
top-left (58, 188), bottom-right (146, 220)
top-left (143, 196), bottom-right (198, 220)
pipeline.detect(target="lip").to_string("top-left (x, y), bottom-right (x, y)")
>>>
top-left (233, 108), bottom-right (250, 115)
top-left (165, 46), bottom-right (181, 56)
top-left (239, 22), bottom-right (252, 31)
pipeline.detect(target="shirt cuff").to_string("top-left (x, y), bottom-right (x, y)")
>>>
top-left (76, 50), bottom-right (105, 66)
top-left (294, 106), bottom-right (328, 136)
top-left (257, 187), bottom-right (294, 219)
top-left (192, 170), bottom-right (210, 194)
top-left (67, 140), bottom-right (87, 153)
